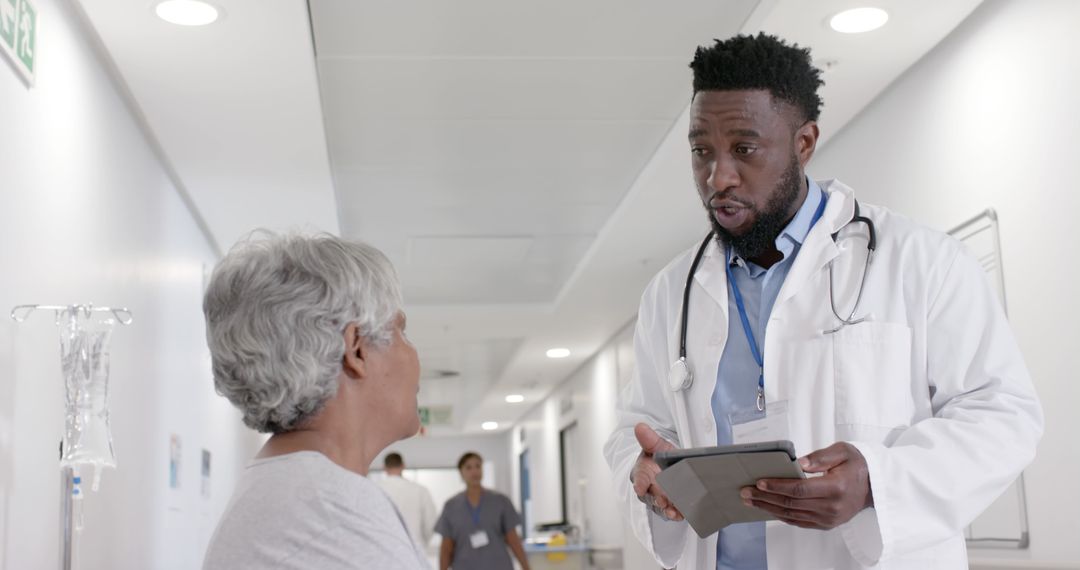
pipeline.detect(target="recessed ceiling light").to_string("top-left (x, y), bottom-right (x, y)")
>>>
top-left (829, 7), bottom-right (888, 34)
top-left (545, 348), bottom-right (570, 359)
top-left (505, 394), bottom-right (525, 404)
top-left (481, 421), bottom-right (499, 431)
top-left (155, 0), bottom-right (219, 26)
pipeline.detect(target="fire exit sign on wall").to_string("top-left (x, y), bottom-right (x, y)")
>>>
top-left (1, 0), bottom-right (37, 86)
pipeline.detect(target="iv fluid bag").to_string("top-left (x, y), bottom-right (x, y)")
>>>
top-left (58, 309), bottom-right (117, 471)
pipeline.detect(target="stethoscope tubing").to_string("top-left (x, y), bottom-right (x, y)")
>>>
top-left (672, 199), bottom-right (876, 392)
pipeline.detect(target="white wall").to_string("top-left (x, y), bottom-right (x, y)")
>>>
top-left (0, 1), bottom-right (261, 569)
top-left (808, 0), bottom-right (1079, 566)
top-left (509, 322), bottom-right (661, 569)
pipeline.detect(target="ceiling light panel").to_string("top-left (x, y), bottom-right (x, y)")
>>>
top-left (546, 348), bottom-right (570, 359)
top-left (155, 0), bottom-right (219, 26)
top-left (829, 7), bottom-right (889, 34)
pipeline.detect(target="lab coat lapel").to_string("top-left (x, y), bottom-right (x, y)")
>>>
top-left (685, 239), bottom-right (728, 447)
top-left (773, 181), bottom-right (855, 310)
top-left (691, 238), bottom-right (728, 318)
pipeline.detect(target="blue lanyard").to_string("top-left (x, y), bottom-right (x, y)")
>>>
top-left (725, 258), bottom-right (766, 412)
top-left (725, 190), bottom-right (829, 412)
top-left (466, 494), bottom-right (483, 526)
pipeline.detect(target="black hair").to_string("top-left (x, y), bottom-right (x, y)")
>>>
top-left (384, 452), bottom-right (403, 469)
top-left (690, 33), bottom-right (824, 123)
top-left (457, 451), bottom-right (482, 471)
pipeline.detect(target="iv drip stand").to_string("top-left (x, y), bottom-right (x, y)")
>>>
top-left (10, 304), bottom-right (133, 570)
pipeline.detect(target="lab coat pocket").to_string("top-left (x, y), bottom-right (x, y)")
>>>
top-left (832, 321), bottom-right (916, 429)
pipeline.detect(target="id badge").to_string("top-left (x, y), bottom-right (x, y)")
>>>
top-left (469, 530), bottom-right (490, 549)
top-left (729, 400), bottom-right (790, 444)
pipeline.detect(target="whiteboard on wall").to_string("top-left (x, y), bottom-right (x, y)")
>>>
top-left (948, 209), bottom-right (1030, 549)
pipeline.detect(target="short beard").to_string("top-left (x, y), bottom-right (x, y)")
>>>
top-left (706, 156), bottom-right (803, 260)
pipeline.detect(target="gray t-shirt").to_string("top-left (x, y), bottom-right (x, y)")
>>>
top-left (434, 490), bottom-right (521, 570)
top-left (203, 451), bottom-right (429, 570)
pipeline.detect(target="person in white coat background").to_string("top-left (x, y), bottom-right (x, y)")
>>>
top-left (378, 452), bottom-right (438, 553)
top-left (603, 33), bottom-right (1043, 570)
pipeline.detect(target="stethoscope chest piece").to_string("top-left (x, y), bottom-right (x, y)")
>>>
top-left (668, 357), bottom-right (693, 392)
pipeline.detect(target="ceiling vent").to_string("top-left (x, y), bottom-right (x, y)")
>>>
top-left (421, 369), bottom-right (460, 380)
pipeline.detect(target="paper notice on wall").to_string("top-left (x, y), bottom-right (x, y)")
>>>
top-left (169, 434), bottom-right (181, 490)
top-left (201, 449), bottom-right (211, 500)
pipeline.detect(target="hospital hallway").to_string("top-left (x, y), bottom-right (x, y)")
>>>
top-left (2, 0), bottom-right (1079, 569)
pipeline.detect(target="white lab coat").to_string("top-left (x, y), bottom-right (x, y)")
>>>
top-left (377, 475), bottom-right (438, 553)
top-left (603, 180), bottom-right (1043, 569)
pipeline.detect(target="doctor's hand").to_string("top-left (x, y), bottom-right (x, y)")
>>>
top-left (740, 442), bottom-right (873, 530)
top-left (631, 423), bottom-right (684, 522)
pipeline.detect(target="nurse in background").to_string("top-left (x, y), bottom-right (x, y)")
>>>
top-left (436, 452), bottom-right (530, 570)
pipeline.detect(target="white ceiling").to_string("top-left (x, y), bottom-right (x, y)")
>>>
top-left (313, 0), bottom-right (757, 307)
top-left (75, 0), bottom-right (340, 254)
top-left (309, 0), bottom-right (759, 433)
top-left (76, 0), bottom-right (981, 436)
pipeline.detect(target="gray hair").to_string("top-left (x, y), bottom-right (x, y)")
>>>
top-left (203, 231), bottom-right (403, 433)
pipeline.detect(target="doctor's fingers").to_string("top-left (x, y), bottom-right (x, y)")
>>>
top-left (743, 491), bottom-right (842, 519)
top-left (743, 485), bottom-right (866, 529)
top-left (742, 496), bottom-right (838, 529)
top-left (800, 441), bottom-right (863, 474)
top-left (750, 476), bottom-right (839, 500)
top-left (635, 482), bottom-right (671, 508)
top-left (657, 504), bottom-right (685, 521)
top-left (648, 483), bottom-right (676, 510)
top-left (631, 456), bottom-right (662, 497)
top-left (760, 455), bottom-right (873, 512)
top-left (646, 501), bottom-right (684, 522)
top-left (634, 423), bottom-right (677, 455)
top-left (641, 490), bottom-right (684, 522)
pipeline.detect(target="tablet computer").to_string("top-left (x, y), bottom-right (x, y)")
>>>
top-left (654, 440), bottom-right (798, 469)
top-left (653, 440), bottom-right (804, 537)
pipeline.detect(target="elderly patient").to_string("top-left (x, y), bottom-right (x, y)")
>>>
top-left (201, 233), bottom-right (428, 570)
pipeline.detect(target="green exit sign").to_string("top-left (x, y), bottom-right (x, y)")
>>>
top-left (417, 405), bottom-right (452, 427)
top-left (1, 0), bottom-right (37, 86)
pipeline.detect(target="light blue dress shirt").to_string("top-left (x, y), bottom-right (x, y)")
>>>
top-left (713, 180), bottom-right (825, 570)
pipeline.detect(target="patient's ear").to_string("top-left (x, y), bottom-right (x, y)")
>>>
top-left (342, 322), bottom-right (367, 380)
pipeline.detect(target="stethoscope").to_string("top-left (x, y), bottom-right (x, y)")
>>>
top-left (667, 200), bottom-right (877, 398)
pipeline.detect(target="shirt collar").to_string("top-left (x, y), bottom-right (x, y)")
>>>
top-left (781, 177), bottom-right (824, 248)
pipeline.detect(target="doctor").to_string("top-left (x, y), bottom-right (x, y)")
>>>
top-left (603, 33), bottom-right (1043, 570)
